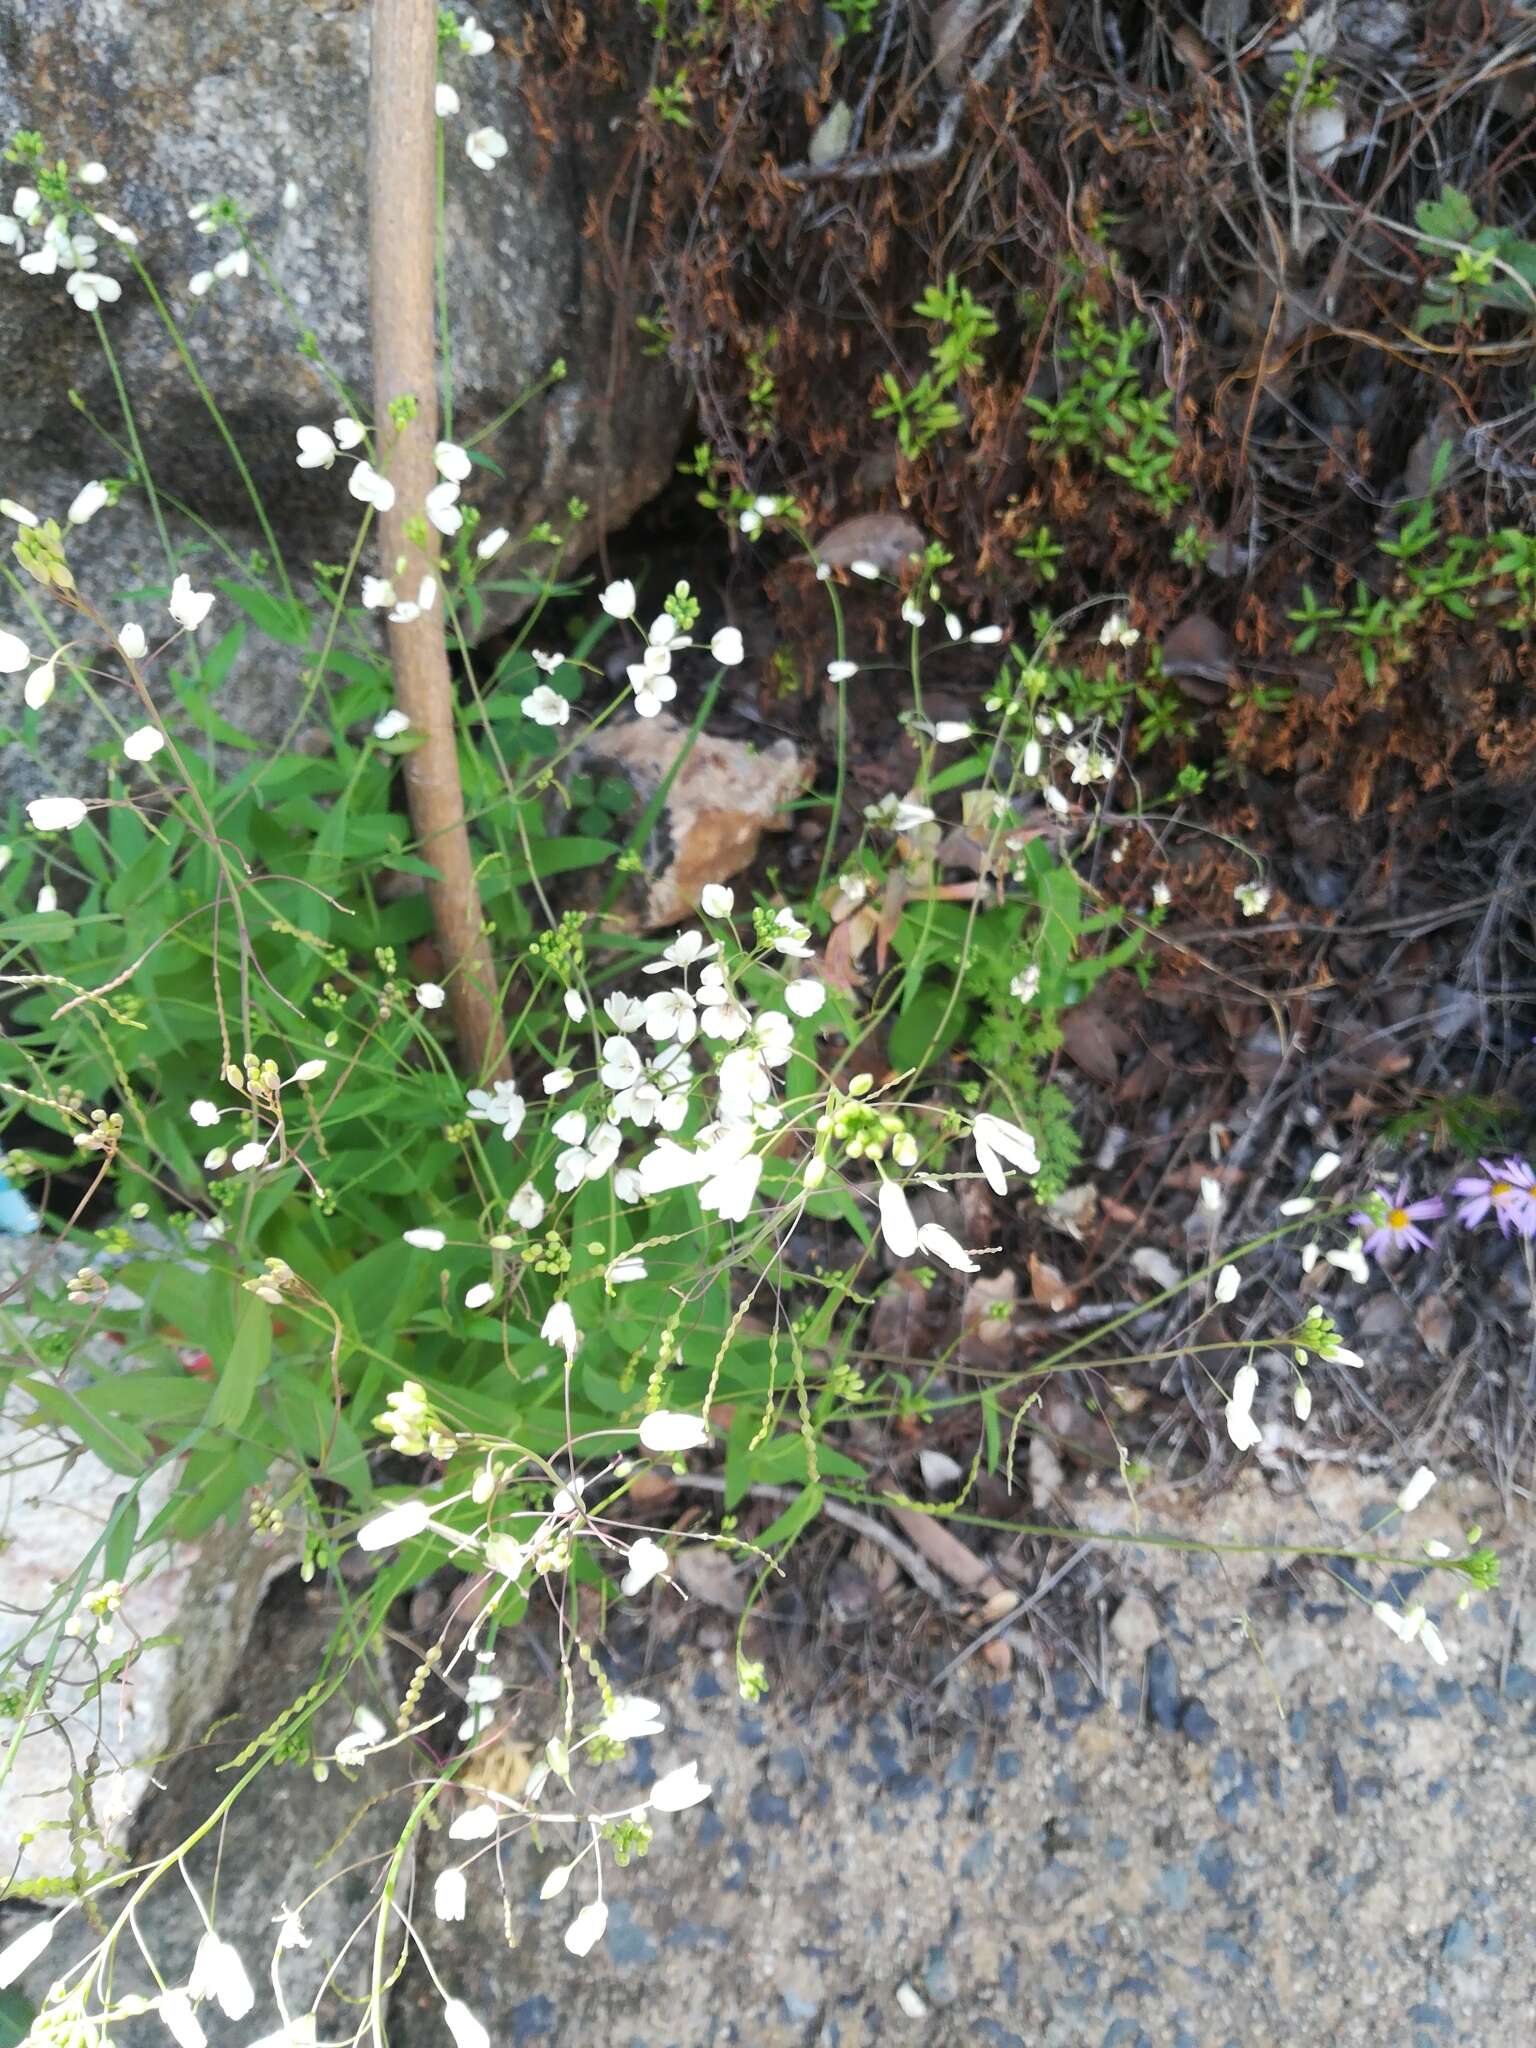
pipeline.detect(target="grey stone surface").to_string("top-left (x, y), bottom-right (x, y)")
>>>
top-left (0, 0), bottom-right (680, 796)
top-left (388, 1472), bottom-right (1536, 2048)
top-left (7, 1473), bottom-right (1531, 2047)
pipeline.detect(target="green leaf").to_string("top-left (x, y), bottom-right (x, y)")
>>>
top-left (207, 1296), bottom-right (272, 1430)
top-left (756, 1482), bottom-right (823, 1550)
top-left (215, 583), bottom-right (314, 649)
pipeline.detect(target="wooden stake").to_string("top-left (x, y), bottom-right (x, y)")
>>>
top-left (368, 0), bottom-right (509, 1082)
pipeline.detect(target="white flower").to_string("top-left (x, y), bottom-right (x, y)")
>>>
top-left (295, 425), bottom-right (336, 470)
top-left (1310, 1151), bottom-right (1342, 1183)
top-left (66, 270), bottom-right (122, 312)
top-left (361, 577), bottom-right (396, 612)
top-left (600, 577), bottom-right (637, 619)
top-left (848, 558), bottom-right (879, 580)
top-left (1224, 1365), bottom-right (1262, 1452)
top-left (424, 479), bottom-right (462, 535)
top-left (23, 658), bottom-right (56, 710)
top-left (541, 1301), bottom-right (581, 1361)
top-left (78, 161), bottom-right (107, 185)
top-left (0, 629), bottom-right (31, 672)
top-left (622, 1537), bottom-right (670, 1594)
top-left (1214, 1264), bottom-right (1240, 1304)
top-left (972, 1112), bottom-right (1040, 1194)
top-left (917, 1223), bottom-right (978, 1273)
top-left (649, 1760), bottom-right (712, 1812)
top-left (644, 987), bottom-right (697, 1044)
top-left (563, 989), bottom-right (587, 1022)
top-left (434, 1868), bottom-right (468, 1922)
top-left (466, 127), bottom-right (509, 171)
top-left (169, 574), bottom-right (214, 631)
top-left (67, 478), bottom-right (109, 524)
top-left (1397, 1466), bottom-right (1437, 1515)
top-left (466, 1079), bottom-right (526, 1139)
top-left (333, 416), bottom-right (366, 450)
top-left (1325, 1238), bottom-right (1370, 1286)
top-left (608, 1256), bottom-right (646, 1286)
top-left (189, 1099), bottom-right (220, 1127)
top-left (0, 1915), bottom-right (58, 1988)
top-left (783, 978), bottom-right (826, 1019)
top-left (878, 1178), bottom-right (918, 1257)
top-left (597, 1696), bottom-right (666, 1744)
top-left (766, 907), bottom-right (813, 958)
top-left (630, 666), bottom-right (677, 718)
top-left (434, 440), bottom-right (473, 483)
top-left (711, 626), bottom-right (744, 666)
top-left (1151, 880), bottom-right (1171, 908)
top-left (0, 497), bottom-right (37, 526)
top-left (1009, 964), bottom-right (1041, 1006)
top-left (639, 1410), bottom-right (710, 1454)
top-left (1042, 783), bottom-right (1070, 816)
top-left (521, 684), bottom-right (569, 726)
top-left (357, 1499), bottom-right (434, 1550)
top-left (189, 1933), bottom-right (254, 2021)
top-left (1098, 611), bottom-right (1139, 648)
top-left (436, 82), bottom-right (461, 116)
top-left (456, 13), bottom-right (496, 53)
top-left (698, 1137), bottom-right (762, 1221)
top-left (282, 179), bottom-right (301, 210)
top-left (542, 1065), bottom-right (575, 1095)
top-left (188, 270), bottom-right (214, 297)
top-left (372, 708), bottom-right (411, 741)
top-left (448, 1805), bottom-right (499, 1841)
top-left (476, 525), bottom-right (509, 559)
top-left (214, 246), bottom-right (250, 281)
top-left (699, 989), bottom-right (751, 1043)
top-left (113, 623), bottom-right (147, 665)
top-left (35, 884), bottom-right (57, 915)
top-left (507, 1182), bottom-right (545, 1228)
top-left (539, 1862), bottom-right (574, 1900)
top-left (465, 1281), bottom-right (496, 1311)
top-left (945, 612), bottom-right (963, 641)
top-left (933, 720), bottom-right (972, 742)
top-left (414, 981), bottom-right (446, 1011)
top-left (122, 724), bottom-right (165, 762)
top-left (348, 461), bottom-right (396, 512)
top-left (443, 2000), bottom-right (491, 2048)
top-left (1294, 1379), bottom-right (1312, 1421)
top-left (27, 795), bottom-right (86, 831)
top-left (403, 1226), bottom-right (446, 1250)
top-left (1234, 879), bottom-right (1271, 918)
top-left (157, 1991), bottom-right (207, 2048)
top-left (970, 625), bottom-right (1004, 645)
top-left (826, 659), bottom-right (858, 682)
top-left (563, 1901), bottom-right (608, 1959)
top-left (228, 1138), bottom-right (267, 1171)
top-left (1200, 1177), bottom-right (1223, 1213)
top-left (693, 883), bottom-right (734, 919)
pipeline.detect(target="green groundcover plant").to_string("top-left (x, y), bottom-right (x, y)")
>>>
top-left (0, 19), bottom-right (1505, 2046)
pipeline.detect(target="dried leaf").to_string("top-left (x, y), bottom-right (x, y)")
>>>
top-left (1028, 1252), bottom-right (1078, 1314)
top-left (807, 99), bottom-right (853, 168)
top-left (674, 1546), bottom-right (747, 1612)
top-left (815, 511), bottom-right (926, 573)
top-left (1415, 1292), bottom-right (1454, 1359)
top-left (1130, 1246), bottom-right (1182, 1291)
top-left (1061, 1004), bottom-right (1128, 1085)
top-left (1045, 1182), bottom-right (1099, 1241)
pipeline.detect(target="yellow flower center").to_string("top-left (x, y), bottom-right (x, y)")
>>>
top-left (1491, 1181), bottom-right (1513, 1200)
top-left (1387, 1208), bottom-right (1410, 1230)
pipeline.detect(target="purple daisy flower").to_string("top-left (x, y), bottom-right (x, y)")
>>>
top-left (1452, 1156), bottom-right (1536, 1239)
top-left (1350, 1182), bottom-right (1445, 1259)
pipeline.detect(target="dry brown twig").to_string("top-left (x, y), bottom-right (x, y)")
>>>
top-left (369, 0), bottom-right (509, 1083)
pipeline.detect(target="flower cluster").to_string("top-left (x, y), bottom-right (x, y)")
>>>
top-left (2, 160), bottom-right (129, 312)
top-left (596, 577), bottom-right (744, 716)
